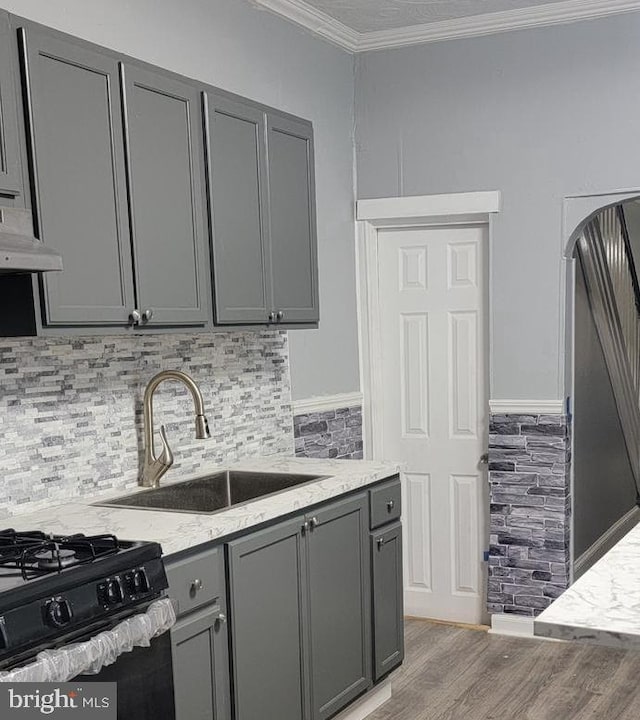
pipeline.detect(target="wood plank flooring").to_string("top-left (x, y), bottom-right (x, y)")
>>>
top-left (369, 619), bottom-right (640, 720)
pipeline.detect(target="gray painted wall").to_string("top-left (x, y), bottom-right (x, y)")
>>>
top-left (573, 257), bottom-right (636, 559)
top-left (0, 0), bottom-right (358, 400)
top-left (355, 12), bottom-right (640, 401)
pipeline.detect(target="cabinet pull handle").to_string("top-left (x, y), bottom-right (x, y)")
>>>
top-left (387, 500), bottom-right (395, 512)
top-left (142, 308), bottom-right (154, 323)
top-left (191, 578), bottom-right (204, 593)
top-left (309, 516), bottom-right (318, 529)
top-left (130, 309), bottom-right (141, 325)
top-left (377, 537), bottom-right (385, 549)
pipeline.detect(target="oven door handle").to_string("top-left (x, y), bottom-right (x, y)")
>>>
top-left (0, 598), bottom-right (176, 683)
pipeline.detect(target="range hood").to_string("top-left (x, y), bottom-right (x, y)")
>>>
top-left (0, 207), bottom-right (63, 273)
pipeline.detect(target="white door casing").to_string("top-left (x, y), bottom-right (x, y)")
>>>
top-left (356, 192), bottom-right (499, 625)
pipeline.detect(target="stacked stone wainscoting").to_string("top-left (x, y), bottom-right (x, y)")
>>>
top-left (488, 413), bottom-right (571, 617)
top-left (293, 406), bottom-right (363, 459)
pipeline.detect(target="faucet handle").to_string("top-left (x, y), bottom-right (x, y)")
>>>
top-left (157, 424), bottom-right (174, 467)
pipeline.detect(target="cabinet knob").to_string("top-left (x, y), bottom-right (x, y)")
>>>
top-left (130, 309), bottom-right (141, 325)
top-left (302, 520), bottom-right (310, 533)
top-left (377, 537), bottom-right (385, 549)
top-left (268, 311), bottom-right (276, 322)
top-left (309, 516), bottom-right (318, 529)
top-left (142, 308), bottom-right (154, 323)
top-left (276, 310), bottom-right (284, 321)
top-left (387, 500), bottom-right (395, 512)
top-left (216, 612), bottom-right (227, 624)
top-left (191, 578), bottom-right (204, 594)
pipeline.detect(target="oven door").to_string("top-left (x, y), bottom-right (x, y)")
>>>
top-left (77, 630), bottom-right (174, 720)
top-left (0, 598), bottom-right (176, 720)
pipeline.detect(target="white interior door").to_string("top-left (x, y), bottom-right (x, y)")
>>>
top-left (377, 224), bottom-right (488, 624)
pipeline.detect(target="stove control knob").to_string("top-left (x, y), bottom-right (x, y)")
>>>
top-left (106, 578), bottom-right (123, 605)
top-left (45, 598), bottom-right (73, 628)
top-left (132, 569), bottom-right (149, 594)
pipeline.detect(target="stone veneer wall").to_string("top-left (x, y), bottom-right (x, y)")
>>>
top-left (488, 413), bottom-right (571, 617)
top-left (294, 406), bottom-right (363, 459)
top-left (0, 331), bottom-right (293, 518)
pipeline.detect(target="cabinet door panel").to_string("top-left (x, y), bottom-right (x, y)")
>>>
top-left (20, 27), bottom-right (135, 324)
top-left (171, 605), bottom-right (230, 720)
top-left (371, 522), bottom-right (404, 681)
top-left (0, 12), bottom-right (22, 196)
top-left (206, 94), bottom-right (270, 324)
top-left (227, 517), bottom-right (309, 720)
top-left (307, 494), bottom-right (371, 720)
top-left (122, 65), bottom-right (208, 325)
top-left (267, 113), bottom-right (318, 324)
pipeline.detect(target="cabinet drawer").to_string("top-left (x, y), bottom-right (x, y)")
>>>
top-left (369, 477), bottom-right (401, 529)
top-left (166, 545), bottom-right (224, 617)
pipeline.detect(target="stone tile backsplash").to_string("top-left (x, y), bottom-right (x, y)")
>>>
top-left (0, 331), bottom-right (293, 517)
top-left (294, 406), bottom-right (363, 460)
top-left (488, 413), bottom-right (571, 617)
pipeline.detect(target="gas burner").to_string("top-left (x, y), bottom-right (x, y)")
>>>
top-left (0, 529), bottom-right (122, 579)
top-left (34, 547), bottom-right (77, 570)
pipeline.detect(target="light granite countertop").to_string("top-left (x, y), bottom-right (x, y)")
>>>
top-left (4, 457), bottom-right (401, 557)
top-left (535, 520), bottom-right (640, 649)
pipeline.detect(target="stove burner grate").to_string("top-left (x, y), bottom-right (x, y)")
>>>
top-left (0, 529), bottom-right (121, 579)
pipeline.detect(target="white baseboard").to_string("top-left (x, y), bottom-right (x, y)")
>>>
top-left (292, 391), bottom-right (363, 415)
top-left (489, 614), bottom-right (534, 637)
top-left (334, 679), bottom-right (392, 720)
top-left (574, 505), bottom-right (640, 579)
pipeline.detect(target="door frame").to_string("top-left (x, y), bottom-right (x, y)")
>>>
top-left (355, 191), bottom-right (501, 460)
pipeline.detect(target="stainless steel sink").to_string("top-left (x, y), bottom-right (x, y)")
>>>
top-left (95, 470), bottom-right (326, 514)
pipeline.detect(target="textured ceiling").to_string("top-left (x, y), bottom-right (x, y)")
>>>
top-left (298, 0), bottom-right (573, 33)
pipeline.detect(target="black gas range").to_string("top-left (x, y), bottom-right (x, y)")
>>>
top-left (0, 528), bottom-right (168, 670)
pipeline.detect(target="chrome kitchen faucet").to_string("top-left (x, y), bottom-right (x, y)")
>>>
top-left (141, 370), bottom-right (210, 488)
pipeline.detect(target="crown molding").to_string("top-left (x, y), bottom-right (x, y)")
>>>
top-left (252, 0), bottom-right (640, 53)
top-left (249, 0), bottom-right (359, 51)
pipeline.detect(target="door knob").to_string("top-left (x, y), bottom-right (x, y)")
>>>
top-left (480, 453), bottom-right (489, 465)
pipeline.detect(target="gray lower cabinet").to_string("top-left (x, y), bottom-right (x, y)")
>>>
top-left (167, 546), bottom-right (230, 720)
top-left (227, 517), bottom-right (310, 720)
top-left (205, 92), bottom-right (319, 327)
top-left (227, 493), bottom-right (371, 720)
top-left (121, 64), bottom-right (209, 327)
top-left (19, 25), bottom-right (136, 325)
top-left (307, 494), bottom-right (371, 720)
top-left (371, 521), bottom-right (404, 681)
top-left (0, 11), bottom-right (22, 197)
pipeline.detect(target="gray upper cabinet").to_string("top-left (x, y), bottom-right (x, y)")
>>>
top-left (205, 94), bottom-right (319, 327)
top-left (307, 494), bottom-right (371, 720)
top-left (19, 26), bottom-right (135, 325)
top-left (266, 112), bottom-right (319, 325)
top-left (206, 93), bottom-right (270, 325)
top-left (228, 518), bottom-right (310, 720)
top-left (121, 64), bottom-right (208, 326)
top-left (0, 12), bottom-right (21, 198)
